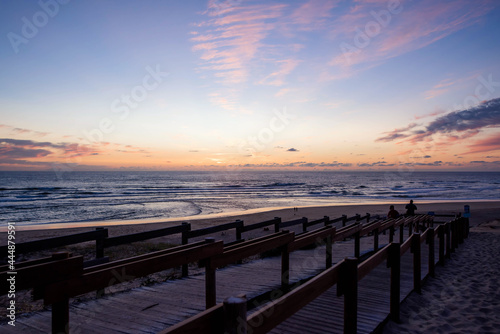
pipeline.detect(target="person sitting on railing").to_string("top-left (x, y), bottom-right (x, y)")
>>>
top-left (405, 200), bottom-right (417, 216)
top-left (388, 205), bottom-right (400, 219)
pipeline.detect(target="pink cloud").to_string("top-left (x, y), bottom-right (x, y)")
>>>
top-left (464, 133), bottom-right (500, 154)
top-left (290, 0), bottom-right (339, 30)
top-left (414, 109), bottom-right (447, 120)
top-left (327, 0), bottom-right (496, 75)
top-left (259, 59), bottom-right (301, 86)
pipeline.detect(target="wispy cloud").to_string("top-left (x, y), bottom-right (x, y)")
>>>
top-left (465, 133), bottom-right (500, 154)
top-left (326, 0), bottom-right (495, 79)
top-left (423, 72), bottom-right (481, 100)
top-left (376, 123), bottom-right (419, 142)
top-left (289, 0), bottom-right (339, 30)
top-left (376, 97), bottom-right (500, 153)
top-left (414, 110), bottom-right (447, 120)
top-left (0, 136), bottom-right (152, 169)
top-left (192, 3), bottom-right (288, 85)
top-left (258, 59), bottom-right (301, 86)
top-left (0, 124), bottom-right (49, 137)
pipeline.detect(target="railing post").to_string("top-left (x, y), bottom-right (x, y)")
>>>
top-left (326, 234), bottom-right (333, 269)
top-left (95, 227), bottom-right (106, 259)
top-left (388, 243), bottom-right (400, 323)
top-left (408, 220), bottom-right (413, 237)
top-left (95, 227), bottom-right (107, 299)
top-left (451, 220), bottom-right (458, 252)
top-left (458, 218), bottom-right (465, 244)
top-left (354, 230), bottom-right (360, 259)
top-left (281, 242), bottom-right (290, 292)
top-left (182, 222), bottom-right (191, 277)
top-left (438, 225), bottom-right (445, 265)
top-left (204, 238), bottom-right (217, 309)
top-left (338, 257), bottom-right (358, 334)
top-left (411, 233), bottom-right (421, 294)
top-left (445, 222), bottom-right (451, 258)
top-left (465, 217), bottom-right (470, 238)
top-left (235, 220), bottom-right (243, 241)
top-left (274, 217), bottom-right (281, 233)
top-left (399, 222), bottom-right (404, 244)
top-left (342, 215), bottom-right (347, 227)
top-left (51, 252), bottom-right (71, 334)
top-left (427, 228), bottom-right (435, 278)
top-left (373, 228), bottom-right (379, 252)
top-left (323, 215), bottom-right (330, 227)
top-left (389, 225), bottom-right (394, 243)
top-left (223, 296), bottom-right (247, 334)
top-left (366, 213), bottom-right (370, 223)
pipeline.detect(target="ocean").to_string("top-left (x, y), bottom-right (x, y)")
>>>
top-left (1, 170), bottom-right (499, 227)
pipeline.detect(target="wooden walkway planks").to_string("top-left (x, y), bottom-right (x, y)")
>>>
top-left (1, 226), bottom-right (420, 334)
top-left (267, 235), bottom-right (430, 334)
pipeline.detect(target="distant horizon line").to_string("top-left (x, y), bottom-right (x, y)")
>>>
top-left (1, 169), bottom-right (499, 173)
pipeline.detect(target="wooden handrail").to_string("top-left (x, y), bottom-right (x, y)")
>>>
top-left (280, 217), bottom-right (307, 229)
top-left (158, 217), bottom-right (470, 334)
top-left (360, 220), bottom-right (382, 236)
top-left (333, 223), bottom-right (362, 241)
top-left (185, 220), bottom-right (244, 239)
top-left (288, 226), bottom-right (336, 252)
top-left (246, 260), bottom-right (344, 334)
top-left (0, 255), bottom-right (62, 273)
top-left (0, 255), bottom-right (83, 292)
top-left (239, 217), bottom-right (281, 233)
top-left (0, 229), bottom-right (108, 256)
top-left (357, 243), bottom-right (391, 281)
top-left (210, 231), bottom-right (294, 269)
top-left (103, 224), bottom-right (190, 247)
top-left (400, 233), bottom-right (413, 256)
top-left (222, 232), bottom-right (282, 252)
top-left (159, 302), bottom-right (225, 334)
top-left (84, 240), bottom-right (209, 273)
top-left (43, 240), bottom-right (224, 304)
top-left (305, 216), bottom-right (329, 228)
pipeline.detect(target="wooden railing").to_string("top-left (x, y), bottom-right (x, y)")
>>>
top-left (0, 213), bottom-right (470, 334)
top-left (0, 213), bottom-right (367, 267)
top-left (161, 216), bottom-right (469, 334)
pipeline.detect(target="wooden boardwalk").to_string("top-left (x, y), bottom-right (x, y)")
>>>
top-left (267, 247), bottom-right (430, 334)
top-left (2, 227), bottom-right (431, 334)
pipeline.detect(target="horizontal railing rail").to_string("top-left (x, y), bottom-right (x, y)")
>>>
top-left (0, 211), bottom-right (470, 334)
top-left (103, 223), bottom-right (190, 248)
top-left (0, 228), bottom-right (108, 257)
top-left (161, 216), bottom-right (469, 334)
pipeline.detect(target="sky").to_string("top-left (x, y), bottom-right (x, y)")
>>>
top-left (1, 0), bottom-right (500, 172)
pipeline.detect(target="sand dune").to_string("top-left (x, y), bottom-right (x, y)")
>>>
top-left (382, 220), bottom-right (500, 333)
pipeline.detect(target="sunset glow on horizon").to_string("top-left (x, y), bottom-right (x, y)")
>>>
top-left (1, 0), bottom-right (500, 171)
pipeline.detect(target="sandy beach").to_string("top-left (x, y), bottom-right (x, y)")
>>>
top-left (2, 200), bottom-right (499, 244)
top-left (382, 219), bottom-right (500, 333)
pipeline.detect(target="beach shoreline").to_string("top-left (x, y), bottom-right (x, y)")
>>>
top-left (2, 200), bottom-right (499, 244)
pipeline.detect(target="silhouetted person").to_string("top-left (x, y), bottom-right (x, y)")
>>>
top-left (388, 205), bottom-right (399, 218)
top-left (405, 200), bottom-right (417, 216)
